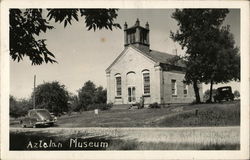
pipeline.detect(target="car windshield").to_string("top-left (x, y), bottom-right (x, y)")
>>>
top-left (36, 110), bottom-right (51, 119)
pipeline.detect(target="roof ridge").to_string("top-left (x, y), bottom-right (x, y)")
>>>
top-left (149, 49), bottom-right (175, 56)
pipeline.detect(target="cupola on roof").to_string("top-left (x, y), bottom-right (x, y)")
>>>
top-left (124, 19), bottom-right (150, 51)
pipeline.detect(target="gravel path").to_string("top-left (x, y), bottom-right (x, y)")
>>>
top-left (10, 126), bottom-right (240, 144)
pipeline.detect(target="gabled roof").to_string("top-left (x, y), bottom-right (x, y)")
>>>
top-left (106, 45), bottom-right (185, 73)
top-left (131, 45), bottom-right (186, 68)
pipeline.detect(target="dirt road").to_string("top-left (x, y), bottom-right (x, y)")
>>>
top-left (10, 126), bottom-right (240, 144)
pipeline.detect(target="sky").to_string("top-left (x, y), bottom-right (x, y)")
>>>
top-left (10, 9), bottom-right (240, 99)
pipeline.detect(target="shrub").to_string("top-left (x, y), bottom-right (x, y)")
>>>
top-left (86, 103), bottom-right (113, 111)
top-left (149, 102), bottom-right (161, 109)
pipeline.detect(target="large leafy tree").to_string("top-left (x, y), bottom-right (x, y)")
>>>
top-left (78, 81), bottom-right (107, 111)
top-left (31, 81), bottom-right (69, 115)
top-left (171, 9), bottom-right (240, 103)
top-left (93, 86), bottom-right (107, 104)
top-left (10, 9), bottom-right (121, 65)
top-left (78, 80), bottom-right (96, 111)
top-left (202, 26), bottom-right (240, 101)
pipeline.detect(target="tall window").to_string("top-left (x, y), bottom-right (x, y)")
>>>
top-left (171, 79), bottom-right (177, 96)
top-left (183, 83), bottom-right (188, 95)
top-left (142, 70), bottom-right (150, 95)
top-left (115, 75), bottom-right (122, 96)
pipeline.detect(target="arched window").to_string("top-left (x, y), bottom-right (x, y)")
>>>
top-left (115, 74), bottom-right (122, 96)
top-left (126, 71), bottom-right (136, 86)
top-left (142, 70), bottom-right (150, 95)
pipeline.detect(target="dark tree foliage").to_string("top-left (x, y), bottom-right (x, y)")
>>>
top-left (9, 95), bottom-right (32, 118)
top-left (31, 81), bottom-right (69, 115)
top-left (10, 9), bottom-right (121, 65)
top-left (78, 81), bottom-right (107, 111)
top-left (171, 9), bottom-right (240, 103)
top-left (78, 80), bottom-right (96, 111)
top-left (94, 86), bottom-right (107, 104)
top-left (68, 94), bottom-right (80, 112)
top-left (10, 95), bottom-right (19, 118)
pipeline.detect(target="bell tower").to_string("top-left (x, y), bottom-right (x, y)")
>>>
top-left (124, 19), bottom-right (150, 51)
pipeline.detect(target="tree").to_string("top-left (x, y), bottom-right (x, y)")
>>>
top-left (10, 9), bottom-right (121, 65)
top-left (78, 81), bottom-right (107, 111)
top-left (68, 94), bottom-right (80, 112)
top-left (78, 81), bottom-right (96, 111)
top-left (171, 9), bottom-right (240, 103)
top-left (199, 25), bottom-right (240, 102)
top-left (234, 90), bottom-right (240, 99)
top-left (93, 86), bottom-right (107, 104)
top-left (9, 95), bottom-right (18, 118)
top-left (10, 95), bottom-right (32, 118)
top-left (31, 81), bottom-right (69, 115)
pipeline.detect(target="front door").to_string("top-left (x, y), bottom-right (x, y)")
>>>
top-left (128, 86), bottom-right (136, 103)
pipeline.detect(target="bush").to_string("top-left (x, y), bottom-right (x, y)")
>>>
top-left (86, 103), bottom-right (113, 111)
top-left (149, 102), bottom-right (161, 109)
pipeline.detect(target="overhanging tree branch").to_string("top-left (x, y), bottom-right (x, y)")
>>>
top-left (10, 9), bottom-right (121, 65)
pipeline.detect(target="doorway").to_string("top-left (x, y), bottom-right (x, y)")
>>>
top-left (128, 86), bottom-right (136, 103)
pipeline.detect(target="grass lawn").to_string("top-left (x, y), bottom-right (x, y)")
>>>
top-left (9, 101), bottom-right (240, 150)
top-left (54, 100), bottom-right (240, 127)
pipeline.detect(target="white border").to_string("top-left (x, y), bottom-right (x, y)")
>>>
top-left (1, 0), bottom-right (249, 160)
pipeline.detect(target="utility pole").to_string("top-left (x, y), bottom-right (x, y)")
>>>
top-left (33, 75), bottom-right (36, 109)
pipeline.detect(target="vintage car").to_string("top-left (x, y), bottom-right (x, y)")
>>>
top-left (213, 86), bottom-right (234, 102)
top-left (20, 109), bottom-right (57, 128)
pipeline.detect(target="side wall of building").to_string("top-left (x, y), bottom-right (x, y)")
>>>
top-left (161, 71), bottom-right (196, 103)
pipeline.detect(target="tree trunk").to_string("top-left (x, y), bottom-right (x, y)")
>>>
top-left (193, 80), bottom-right (201, 103)
top-left (208, 79), bottom-right (214, 102)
